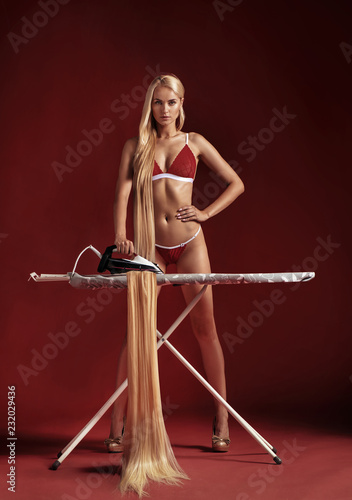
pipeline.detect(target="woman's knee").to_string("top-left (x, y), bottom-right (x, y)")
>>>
top-left (190, 312), bottom-right (217, 341)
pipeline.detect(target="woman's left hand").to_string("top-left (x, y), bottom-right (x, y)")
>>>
top-left (176, 205), bottom-right (209, 223)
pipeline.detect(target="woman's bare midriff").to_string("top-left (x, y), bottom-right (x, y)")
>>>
top-left (153, 178), bottom-right (199, 246)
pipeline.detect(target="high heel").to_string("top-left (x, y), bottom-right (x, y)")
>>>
top-left (104, 436), bottom-right (124, 453)
top-left (212, 417), bottom-right (230, 452)
top-left (104, 418), bottom-right (125, 453)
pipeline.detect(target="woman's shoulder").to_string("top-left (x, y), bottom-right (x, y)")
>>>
top-left (122, 136), bottom-right (138, 156)
top-left (125, 136), bottom-right (139, 148)
top-left (187, 132), bottom-right (210, 155)
top-left (188, 132), bottom-right (208, 146)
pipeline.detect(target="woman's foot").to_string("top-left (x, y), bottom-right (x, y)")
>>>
top-left (212, 415), bottom-right (230, 452)
top-left (104, 436), bottom-right (124, 453)
top-left (105, 417), bottom-right (125, 453)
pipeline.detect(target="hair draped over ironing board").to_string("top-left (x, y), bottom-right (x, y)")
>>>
top-left (119, 75), bottom-right (188, 496)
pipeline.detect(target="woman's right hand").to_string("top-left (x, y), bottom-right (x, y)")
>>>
top-left (114, 236), bottom-right (135, 257)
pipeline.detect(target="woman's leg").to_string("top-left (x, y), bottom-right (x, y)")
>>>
top-left (109, 335), bottom-right (128, 438)
top-left (176, 230), bottom-right (229, 439)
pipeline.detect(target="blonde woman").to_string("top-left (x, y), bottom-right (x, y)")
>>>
top-left (106, 74), bottom-right (245, 454)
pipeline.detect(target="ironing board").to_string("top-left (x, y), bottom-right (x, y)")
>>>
top-left (29, 245), bottom-right (315, 470)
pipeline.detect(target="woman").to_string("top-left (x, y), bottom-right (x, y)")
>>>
top-left (106, 74), bottom-right (245, 454)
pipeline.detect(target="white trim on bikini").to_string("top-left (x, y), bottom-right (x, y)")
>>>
top-left (152, 133), bottom-right (193, 183)
top-left (152, 173), bottom-right (194, 183)
top-left (155, 225), bottom-right (201, 250)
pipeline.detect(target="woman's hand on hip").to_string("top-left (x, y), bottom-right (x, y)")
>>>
top-left (176, 205), bottom-right (209, 223)
top-left (114, 236), bottom-right (135, 257)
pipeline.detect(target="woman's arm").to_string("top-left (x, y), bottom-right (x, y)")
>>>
top-left (177, 133), bottom-right (245, 223)
top-left (113, 137), bottom-right (137, 255)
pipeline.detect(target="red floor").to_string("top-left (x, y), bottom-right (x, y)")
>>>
top-left (1, 413), bottom-right (351, 500)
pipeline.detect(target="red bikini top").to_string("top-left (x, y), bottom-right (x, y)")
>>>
top-left (152, 133), bottom-right (196, 183)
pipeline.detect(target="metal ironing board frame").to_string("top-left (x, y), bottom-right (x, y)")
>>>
top-left (30, 269), bottom-right (315, 469)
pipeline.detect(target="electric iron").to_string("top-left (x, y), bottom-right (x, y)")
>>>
top-left (97, 245), bottom-right (163, 274)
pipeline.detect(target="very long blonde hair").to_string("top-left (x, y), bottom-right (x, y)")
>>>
top-left (132, 74), bottom-right (185, 261)
top-left (120, 74), bottom-right (188, 496)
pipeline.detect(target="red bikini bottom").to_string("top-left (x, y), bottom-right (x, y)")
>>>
top-left (155, 226), bottom-right (201, 265)
top-left (155, 245), bottom-right (187, 265)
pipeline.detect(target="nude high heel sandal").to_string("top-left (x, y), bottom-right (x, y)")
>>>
top-left (104, 418), bottom-right (125, 453)
top-left (212, 417), bottom-right (230, 452)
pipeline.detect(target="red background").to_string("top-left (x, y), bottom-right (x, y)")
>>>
top-left (1, 0), bottom-right (351, 439)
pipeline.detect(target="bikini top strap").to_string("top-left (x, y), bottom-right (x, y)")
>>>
top-left (185, 133), bottom-right (189, 145)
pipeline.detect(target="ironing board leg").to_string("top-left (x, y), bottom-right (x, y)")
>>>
top-left (156, 331), bottom-right (281, 464)
top-left (50, 380), bottom-right (128, 470)
top-left (51, 286), bottom-right (208, 470)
